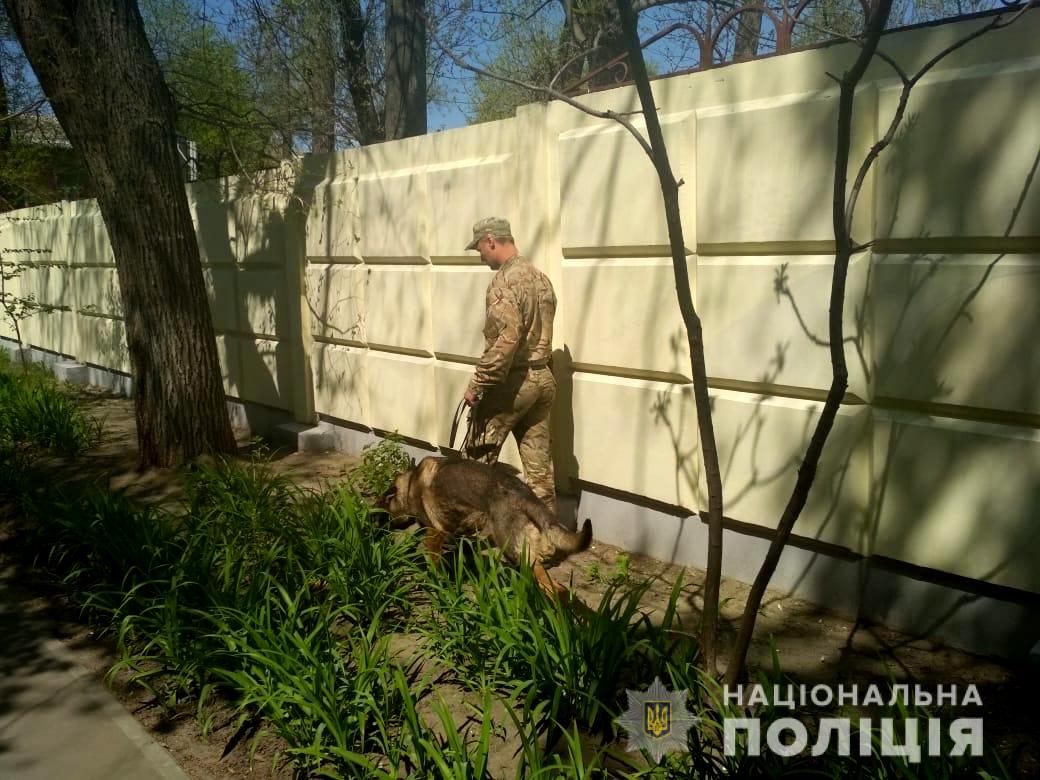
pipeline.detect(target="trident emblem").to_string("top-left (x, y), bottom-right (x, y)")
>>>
top-left (644, 701), bottom-right (672, 738)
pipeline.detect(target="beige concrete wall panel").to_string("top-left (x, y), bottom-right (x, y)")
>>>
top-left (563, 257), bottom-right (693, 380)
top-left (559, 115), bottom-right (694, 253)
top-left (358, 173), bottom-right (428, 261)
top-left (873, 254), bottom-right (1040, 415)
top-left (877, 66), bottom-right (1040, 240)
top-left (871, 411), bottom-right (1040, 592)
top-left (78, 315), bottom-right (130, 373)
top-left (427, 156), bottom-right (517, 259)
top-left (571, 372), bottom-right (701, 509)
top-left (192, 196), bottom-right (235, 265)
top-left (698, 254), bottom-right (871, 398)
top-left (232, 196), bottom-right (287, 265)
top-left (366, 351), bottom-right (436, 441)
top-left (202, 267), bottom-right (237, 333)
top-left (214, 334), bottom-right (241, 396)
top-left (306, 263), bottom-right (366, 343)
top-left (232, 336), bottom-right (290, 409)
top-left (5, 211), bottom-right (66, 265)
top-left (312, 343), bottom-right (369, 424)
top-left (32, 310), bottom-right (77, 356)
top-left (74, 267), bottom-right (122, 318)
top-left (0, 264), bottom-right (17, 339)
top-left (430, 266), bottom-right (493, 358)
top-left (364, 266), bottom-right (431, 353)
top-left (12, 264), bottom-right (67, 350)
top-left (711, 390), bottom-right (872, 551)
top-left (65, 216), bottom-right (113, 266)
top-left (18, 263), bottom-right (77, 354)
top-left (237, 269), bottom-right (285, 338)
top-left (0, 247), bottom-right (23, 341)
top-left (307, 179), bottom-right (361, 261)
top-left (697, 95), bottom-right (874, 246)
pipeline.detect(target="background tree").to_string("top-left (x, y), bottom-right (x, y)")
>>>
top-left (141, 0), bottom-right (273, 177)
top-left (385, 0), bottom-right (426, 139)
top-left (1, 8), bottom-right (90, 208)
top-left (2, 0), bottom-right (237, 466)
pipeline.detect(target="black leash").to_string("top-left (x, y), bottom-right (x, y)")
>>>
top-left (449, 398), bottom-right (477, 452)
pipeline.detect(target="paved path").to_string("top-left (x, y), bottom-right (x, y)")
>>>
top-left (0, 576), bottom-right (186, 779)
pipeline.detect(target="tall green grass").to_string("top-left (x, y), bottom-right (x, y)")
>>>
top-left (0, 431), bottom-right (1016, 778)
top-left (419, 541), bottom-right (700, 739)
top-left (0, 353), bottom-right (101, 456)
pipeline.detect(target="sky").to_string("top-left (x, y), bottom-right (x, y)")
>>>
top-left (4, 0), bottom-right (1008, 142)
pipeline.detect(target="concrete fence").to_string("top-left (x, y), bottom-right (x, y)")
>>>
top-left (2, 10), bottom-right (1038, 655)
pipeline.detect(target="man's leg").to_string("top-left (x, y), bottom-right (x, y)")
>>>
top-left (464, 374), bottom-right (532, 464)
top-left (465, 406), bottom-right (520, 463)
top-left (513, 369), bottom-right (557, 513)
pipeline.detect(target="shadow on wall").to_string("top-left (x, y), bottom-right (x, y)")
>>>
top-left (614, 46), bottom-right (1040, 654)
top-left (705, 93), bottom-right (1039, 651)
top-left (192, 173), bottom-right (298, 434)
top-left (848, 120), bottom-right (1040, 652)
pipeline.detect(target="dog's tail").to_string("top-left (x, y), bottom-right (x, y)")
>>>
top-left (546, 518), bottom-right (593, 556)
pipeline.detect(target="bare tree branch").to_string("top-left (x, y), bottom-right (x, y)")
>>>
top-left (846, 2), bottom-right (1036, 234)
top-left (0, 97), bottom-right (45, 124)
top-left (423, 9), bottom-right (654, 159)
top-left (724, 0), bottom-right (1037, 687)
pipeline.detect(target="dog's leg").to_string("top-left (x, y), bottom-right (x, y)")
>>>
top-left (533, 563), bottom-right (570, 603)
top-left (424, 528), bottom-right (447, 565)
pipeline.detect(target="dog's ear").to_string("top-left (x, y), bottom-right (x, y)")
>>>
top-left (409, 456), bottom-right (416, 468)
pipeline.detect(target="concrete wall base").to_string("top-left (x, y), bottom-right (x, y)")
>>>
top-left (53, 360), bottom-right (90, 384)
top-left (576, 485), bottom-right (1040, 660)
top-left (1, 340), bottom-right (134, 396)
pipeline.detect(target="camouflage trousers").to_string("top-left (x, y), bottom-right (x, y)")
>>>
top-left (465, 366), bottom-right (557, 514)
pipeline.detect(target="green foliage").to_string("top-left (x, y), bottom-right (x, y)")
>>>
top-left (0, 353), bottom-right (101, 456)
top-left (585, 552), bottom-right (630, 586)
top-left (470, 18), bottom-right (564, 123)
top-left (346, 434), bottom-right (414, 500)
top-left (0, 440), bottom-right (1015, 778)
top-left (0, 143), bottom-right (91, 210)
top-left (141, 0), bottom-right (273, 178)
top-left (421, 544), bottom-right (699, 742)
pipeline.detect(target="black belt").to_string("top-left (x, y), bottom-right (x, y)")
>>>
top-left (509, 361), bottom-right (549, 373)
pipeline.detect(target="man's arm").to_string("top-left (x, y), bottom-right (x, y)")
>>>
top-left (466, 285), bottom-right (522, 402)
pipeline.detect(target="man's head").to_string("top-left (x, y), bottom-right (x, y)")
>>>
top-left (466, 217), bottom-right (517, 269)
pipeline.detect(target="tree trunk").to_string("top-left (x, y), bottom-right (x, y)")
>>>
top-left (337, 0), bottom-right (385, 144)
top-left (0, 55), bottom-right (10, 151)
top-left (3, 0), bottom-right (237, 467)
top-left (560, 0), bottom-right (627, 91)
top-left (385, 0), bottom-right (426, 140)
top-left (309, 0), bottom-right (336, 153)
top-left (733, 2), bottom-right (764, 60)
top-left (617, 0), bottom-right (727, 676)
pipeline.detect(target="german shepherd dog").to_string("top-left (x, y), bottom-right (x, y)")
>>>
top-left (381, 457), bottom-right (592, 598)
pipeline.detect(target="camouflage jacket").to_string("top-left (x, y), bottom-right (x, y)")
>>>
top-left (468, 254), bottom-right (556, 393)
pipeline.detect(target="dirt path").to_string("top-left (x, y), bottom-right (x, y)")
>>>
top-left (3, 389), bottom-right (1038, 777)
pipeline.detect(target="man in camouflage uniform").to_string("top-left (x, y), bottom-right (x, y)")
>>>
top-left (462, 217), bottom-right (558, 513)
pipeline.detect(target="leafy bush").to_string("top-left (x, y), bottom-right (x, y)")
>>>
top-left (347, 434), bottom-right (413, 500)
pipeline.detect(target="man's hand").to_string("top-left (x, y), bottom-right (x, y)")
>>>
top-left (464, 388), bottom-right (480, 408)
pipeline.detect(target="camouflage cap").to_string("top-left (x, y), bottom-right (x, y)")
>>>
top-left (465, 217), bottom-right (513, 250)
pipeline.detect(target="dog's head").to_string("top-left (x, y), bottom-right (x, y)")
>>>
top-left (377, 459), bottom-right (416, 516)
